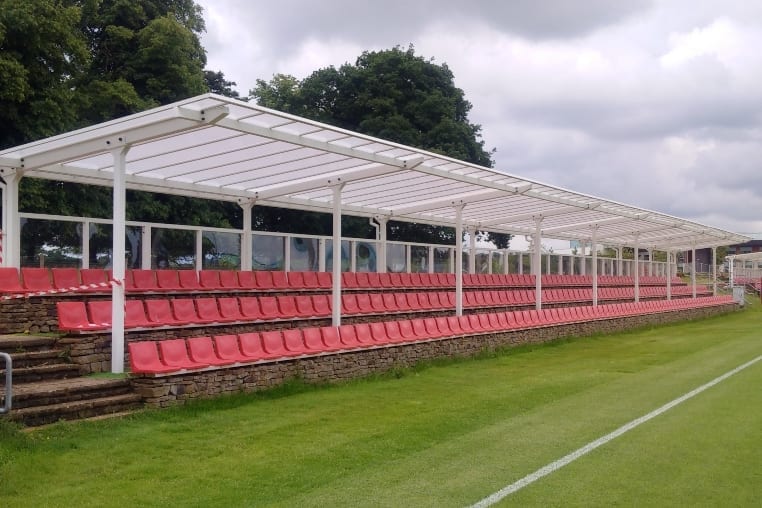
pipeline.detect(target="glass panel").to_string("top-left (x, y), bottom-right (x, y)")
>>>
top-left (355, 241), bottom-right (378, 272)
top-left (562, 255), bottom-right (572, 275)
top-left (521, 253), bottom-right (531, 274)
top-left (507, 252), bottom-right (521, 274)
top-left (491, 252), bottom-right (505, 274)
top-left (89, 223), bottom-right (113, 268)
top-left (252, 234), bottom-right (285, 271)
top-left (386, 243), bottom-right (406, 273)
top-left (202, 231), bottom-right (241, 270)
top-left (20, 218), bottom-right (82, 268)
top-left (541, 254), bottom-right (549, 275)
top-left (125, 226), bottom-right (143, 269)
top-left (410, 245), bottom-right (428, 273)
top-left (475, 251), bottom-right (489, 273)
top-left (290, 237), bottom-right (319, 272)
top-left (325, 239), bottom-right (350, 272)
top-left (433, 247), bottom-right (452, 273)
top-left (152, 228), bottom-right (194, 270)
top-left (462, 251), bottom-right (470, 272)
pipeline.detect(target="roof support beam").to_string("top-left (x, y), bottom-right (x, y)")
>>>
top-left (391, 189), bottom-right (506, 216)
top-left (477, 205), bottom-right (585, 228)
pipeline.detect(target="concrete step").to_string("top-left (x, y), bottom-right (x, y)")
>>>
top-left (9, 393), bottom-right (143, 427)
top-left (2, 349), bottom-right (66, 369)
top-left (6, 363), bottom-right (82, 383)
top-left (9, 377), bottom-right (133, 409)
top-left (0, 334), bottom-right (59, 353)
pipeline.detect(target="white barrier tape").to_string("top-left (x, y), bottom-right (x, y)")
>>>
top-left (1, 278), bottom-right (122, 300)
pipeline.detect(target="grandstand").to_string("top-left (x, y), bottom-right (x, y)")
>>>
top-left (0, 94), bottom-right (749, 424)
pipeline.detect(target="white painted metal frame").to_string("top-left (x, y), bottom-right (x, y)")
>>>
top-left (0, 93), bottom-right (749, 372)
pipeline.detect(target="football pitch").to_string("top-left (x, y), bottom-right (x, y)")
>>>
top-left (2, 301), bottom-right (760, 507)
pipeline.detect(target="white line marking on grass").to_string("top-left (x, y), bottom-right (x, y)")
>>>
top-left (469, 354), bottom-right (762, 508)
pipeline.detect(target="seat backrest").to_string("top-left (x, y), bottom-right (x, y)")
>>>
top-left (199, 270), bottom-right (222, 289)
top-left (276, 295), bottom-right (298, 318)
top-left (195, 297), bottom-right (223, 320)
top-left (270, 271), bottom-right (288, 289)
top-left (155, 269), bottom-right (181, 289)
top-left (21, 267), bottom-right (52, 291)
top-left (255, 271), bottom-right (275, 290)
top-left (145, 299), bottom-right (177, 324)
top-left (178, 270), bottom-right (201, 289)
top-left (51, 267), bottom-right (80, 290)
top-left (171, 298), bottom-right (201, 323)
top-left (0, 267), bottom-right (24, 292)
top-left (214, 335), bottom-right (246, 360)
top-left (303, 327), bottom-right (325, 350)
top-left (87, 300), bottom-right (113, 326)
top-left (80, 268), bottom-right (108, 287)
top-left (260, 330), bottom-right (287, 355)
top-left (187, 336), bottom-right (223, 363)
top-left (238, 332), bottom-right (266, 358)
top-left (56, 301), bottom-right (94, 330)
top-left (320, 326), bottom-right (341, 349)
top-left (219, 270), bottom-right (241, 289)
top-left (131, 269), bottom-right (158, 290)
top-left (218, 297), bottom-right (244, 319)
top-left (282, 329), bottom-right (306, 353)
top-left (125, 300), bottom-right (151, 327)
top-left (237, 270), bottom-right (257, 289)
top-left (238, 296), bottom-right (262, 319)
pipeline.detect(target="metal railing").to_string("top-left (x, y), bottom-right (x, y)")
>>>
top-left (0, 352), bottom-right (11, 415)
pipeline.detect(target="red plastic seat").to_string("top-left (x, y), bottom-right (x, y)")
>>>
top-left (145, 299), bottom-right (185, 326)
top-left (369, 293), bottom-right (387, 312)
top-left (178, 270), bottom-right (202, 290)
top-left (199, 270), bottom-right (224, 290)
top-left (367, 272), bottom-right (382, 288)
top-left (398, 273), bottom-right (413, 287)
top-left (355, 272), bottom-right (371, 288)
top-left (125, 300), bottom-right (155, 328)
top-left (338, 325), bottom-right (363, 348)
top-left (397, 320), bottom-right (417, 341)
top-left (131, 269), bottom-right (160, 291)
top-left (320, 326), bottom-right (343, 350)
top-left (311, 295), bottom-right (332, 316)
top-left (172, 298), bottom-right (211, 324)
top-left (0, 267), bottom-right (29, 293)
top-left (187, 336), bottom-right (233, 366)
top-left (410, 318), bottom-right (430, 339)
top-left (424, 318), bottom-right (443, 338)
top-left (195, 297), bottom-right (225, 322)
top-left (128, 341), bottom-right (178, 374)
top-left (237, 270), bottom-right (257, 289)
top-left (155, 270), bottom-right (182, 291)
top-left (316, 272), bottom-right (332, 289)
top-left (219, 270), bottom-right (241, 289)
top-left (79, 268), bottom-right (111, 292)
top-left (158, 338), bottom-right (208, 369)
top-left (270, 271), bottom-right (289, 289)
top-left (258, 296), bottom-right (281, 319)
top-left (87, 300), bottom-right (113, 327)
top-left (261, 330), bottom-right (295, 357)
top-left (295, 295), bottom-right (316, 317)
top-left (369, 322), bottom-right (390, 343)
top-left (51, 268), bottom-right (80, 291)
top-left (213, 334), bottom-right (250, 363)
top-left (276, 295), bottom-right (299, 318)
top-left (238, 296), bottom-right (263, 320)
top-left (56, 301), bottom-right (109, 332)
top-left (341, 294), bottom-right (360, 314)
top-left (21, 267), bottom-right (53, 292)
top-left (282, 328), bottom-right (312, 354)
top-left (238, 332), bottom-right (270, 360)
top-left (342, 272), bottom-right (359, 289)
top-left (303, 327), bottom-right (330, 352)
top-left (355, 323), bottom-right (377, 344)
top-left (381, 293), bottom-right (399, 312)
top-left (355, 293), bottom-right (375, 313)
top-left (218, 297), bottom-right (246, 321)
top-left (383, 321), bottom-right (406, 343)
top-left (301, 271), bottom-right (321, 289)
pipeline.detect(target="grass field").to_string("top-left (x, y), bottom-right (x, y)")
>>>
top-left (1, 301), bottom-right (761, 507)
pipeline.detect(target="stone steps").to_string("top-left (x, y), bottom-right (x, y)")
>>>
top-left (9, 393), bottom-right (143, 427)
top-left (1, 335), bottom-right (145, 427)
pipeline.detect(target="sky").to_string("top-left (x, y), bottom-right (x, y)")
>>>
top-left (196, 0), bottom-right (762, 242)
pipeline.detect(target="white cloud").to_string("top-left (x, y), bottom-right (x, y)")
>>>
top-left (196, 0), bottom-right (762, 236)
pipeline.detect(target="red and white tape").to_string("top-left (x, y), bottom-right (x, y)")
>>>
top-left (1, 278), bottom-right (123, 300)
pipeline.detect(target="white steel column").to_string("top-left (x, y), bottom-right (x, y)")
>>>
top-left (534, 217), bottom-right (543, 310)
top-left (2, 170), bottom-right (21, 267)
top-left (579, 241), bottom-right (586, 276)
top-left (195, 230), bottom-right (203, 271)
top-left (376, 216), bottom-right (388, 273)
top-left (111, 146), bottom-right (129, 374)
top-left (691, 244), bottom-right (697, 299)
top-left (141, 226), bottom-right (151, 269)
top-left (468, 227), bottom-right (476, 274)
top-left (617, 247), bottom-right (623, 276)
top-left (518, 253), bottom-right (523, 275)
top-left (634, 236), bottom-right (640, 303)
top-left (648, 248), bottom-right (654, 277)
top-left (666, 250), bottom-right (672, 300)
top-left (82, 220), bottom-right (91, 269)
top-left (592, 227), bottom-right (599, 306)
top-left (331, 184), bottom-right (345, 326)
top-left (240, 200), bottom-right (254, 271)
top-left (455, 205), bottom-right (465, 316)
top-left (712, 247), bottom-right (717, 296)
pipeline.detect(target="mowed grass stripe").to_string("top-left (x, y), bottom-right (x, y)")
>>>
top-left (1, 307), bottom-right (760, 507)
top-left (470, 353), bottom-right (762, 507)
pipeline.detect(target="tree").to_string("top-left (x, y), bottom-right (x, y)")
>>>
top-left (0, 0), bottom-right (88, 148)
top-left (205, 70), bottom-right (240, 99)
top-left (252, 45), bottom-right (509, 248)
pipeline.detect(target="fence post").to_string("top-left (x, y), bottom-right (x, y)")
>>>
top-left (0, 352), bottom-right (11, 415)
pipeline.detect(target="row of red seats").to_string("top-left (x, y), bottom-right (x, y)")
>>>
top-left (128, 295), bottom-right (734, 374)
top-left (546, 275), bottom-right (685, 286)
top-left (56, 285), bottom-right (717, 332)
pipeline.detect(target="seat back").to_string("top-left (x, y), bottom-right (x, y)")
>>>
top-left (51, 268), bottom-right (80, 290)
top-left (21, 267), bottom-right (52, 291)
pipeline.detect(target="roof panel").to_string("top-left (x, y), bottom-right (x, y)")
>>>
top-left (1, 93), bottom-right (747, 250)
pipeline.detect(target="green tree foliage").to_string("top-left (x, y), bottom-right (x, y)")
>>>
top-left (205, 70), bottom-right (241, 99)
top-left (252, 45), bottom-right (509, 248)
top-left (0, 0), bottom-right (88, 148)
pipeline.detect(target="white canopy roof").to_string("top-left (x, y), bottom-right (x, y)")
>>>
top-left (0, 93), bottom-right (748, 251)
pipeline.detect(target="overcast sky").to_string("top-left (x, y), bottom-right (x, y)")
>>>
top-left (197, 0), bottom-right (762, 239)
